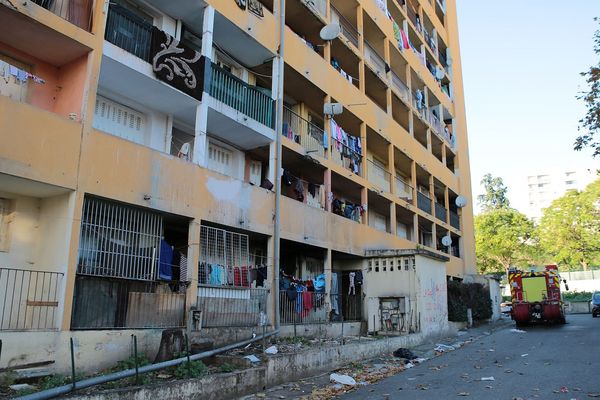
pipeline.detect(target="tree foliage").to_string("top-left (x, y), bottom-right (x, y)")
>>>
top-left (475, 208), bottom-right (537, 274)
top-left (477, 173), bottom-right (510, 211)
top-left (576, 18), bottom-right (600, 158)
top-left (538, 178), bottom-right (600, 270)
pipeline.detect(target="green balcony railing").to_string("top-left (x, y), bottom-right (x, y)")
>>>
top-left (206, 62), bottom-right (275, 129)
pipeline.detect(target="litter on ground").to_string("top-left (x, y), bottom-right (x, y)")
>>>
top-left (329, 373), bottom-right (357, 386)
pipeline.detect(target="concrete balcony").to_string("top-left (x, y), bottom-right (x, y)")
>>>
top-left (0, 96), bottom-right (81, 190)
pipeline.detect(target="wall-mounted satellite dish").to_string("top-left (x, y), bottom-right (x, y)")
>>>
top-left (324, 102), bottom-right (343, 116)
top-left (455, 196), bottom-right (467, 208)
top-left (320, 24), bottom-right (341, 41)
top-left (441, 235), bottom-right (452, 247)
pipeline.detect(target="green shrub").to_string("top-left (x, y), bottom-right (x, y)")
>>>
top-left (172, 360), bottom-right (208, 379)
top-left (563, 291), bottom-right (594, 302)
top-left (447, 281), bottom-right (492, 322)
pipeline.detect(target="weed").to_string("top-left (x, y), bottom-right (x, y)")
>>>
top-left (218, 363), bottom-right (236, 373)
top-left (172, 360), bottom-right (208, 379)
top-left (115, 355), bottom-right (150, 371)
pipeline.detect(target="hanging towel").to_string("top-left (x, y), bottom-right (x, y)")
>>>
top-left (158, 239), bottom-right (173, 280)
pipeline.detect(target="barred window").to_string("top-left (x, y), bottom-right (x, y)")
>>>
top-left (77, 197), bottom-right (163, 281)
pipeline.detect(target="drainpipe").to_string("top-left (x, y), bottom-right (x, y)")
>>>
top-left (273, 0), bottom-right (285, 329)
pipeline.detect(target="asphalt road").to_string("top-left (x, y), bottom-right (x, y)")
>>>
top-left (341, 314), bottom-right (600, 400)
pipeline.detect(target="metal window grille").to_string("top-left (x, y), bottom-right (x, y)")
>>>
top-left (77, 197), bottom-right (163, 281)
top-left (200, 225), bottom-right (249, 269)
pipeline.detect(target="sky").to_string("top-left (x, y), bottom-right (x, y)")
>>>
top-left (456, 1), bottom-right (600, 214)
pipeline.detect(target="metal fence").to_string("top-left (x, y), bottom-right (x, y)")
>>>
top-left (562, 270), bottom-right (600, 281)
top-left (367, 159), bottom-right (391, 193)
top-left (331, 293), bottom-right (362, 322)
top-left (0, 268), bottom-right (63, 331)
top-left (77, 197), bottom-right (163, 282)
top-left (331, 6), bottom-right (359, 48)
top-left (71, 275), bottom-right (186, 329)
top-left (364, 41), bottom-right (386, 76)
top-left (32, 0), bottom-right (93, 31)
top-left (435, 202), bottom-right (447, 223)
top-left (417, 191), bottom-right (432, 214)
top-left (449, 210), bottom-right (460, 230)
top-left (391, 72), bottom-right (410, 103)
top-left (283, 106), bottom-right (325, 157)
top-left (196, 287), bottom-right (269, 328)
top-left (105, 3), bottom-right (153, 62)
top-left (395, 176), bottom-right (413, 201)
top-left (280, 291), bottom-right (328, 325)
top-left (208, 62), bottom-right (275, 128)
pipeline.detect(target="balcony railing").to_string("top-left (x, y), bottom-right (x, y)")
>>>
top-left (207, 62), bottom-right (275, 128)
top-left (417, 190), bottom-right (432, 214)
top-left (280, 290), bottom-right (328, 324)
top-left (283, 106), bottom-right (325, 157)
top-left (435, 201), bottom-right (447, 223)
top-left (364, 41), bottom-right (387, 76)
top-left (0, 268), bottom-right (63, 331)
top-left (32, 0), bottom-right (93, 31)
top-left (331, 6), bottom-right (359, 48)
top-left (303, 0), bottom-right (327, 19)
top-left (71, 276), bottom-right (186, 329)
top-left (330, 293), bottom-right (362, 322)
top-left (391, 72), bottom-right (410, 103)
top-left (450, 210), bottom-right (460, 230)
top-left (196, 287), bottom-right (269, 328)
top-left (105, 4), bottom-right (153, 62)
top-left (395, 176), bottom-right (413, 201)
top-left (330, 136), bottom-right (362, 175)
top-left (429, 112), bottom-right (443, 135)
top-left (367, 159), bottom-right (391, 193)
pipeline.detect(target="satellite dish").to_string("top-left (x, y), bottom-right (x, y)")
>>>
top-left (455, 196), bottom-right (467, 208)
top-left (320, 24), bottom-right (342, 41)
top-left (324, 102), bottom-right (343, 116)
top-left (441, 235), bottom-right (452, 247)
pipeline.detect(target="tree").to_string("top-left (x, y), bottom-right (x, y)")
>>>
top-left (477, 174), bottom-right (510, 211)
top-left (538, 178), bottom-right (600, 270)
top-left (475, 208), bottom-right (538, 274)
top-left (576, 18), bottom-right (600, 158)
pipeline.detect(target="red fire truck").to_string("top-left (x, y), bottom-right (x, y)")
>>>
top-left (507, 265), bottom-right (566, 326)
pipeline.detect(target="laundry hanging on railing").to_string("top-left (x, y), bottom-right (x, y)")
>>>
top-left (281, 169), bottom-right (323, 206)
top-left (329, 119), bottom-right (362, 174)
top-left (332, 197), bottom-right (365, 223)
top-left (0, 60), bottom-right (46, 84)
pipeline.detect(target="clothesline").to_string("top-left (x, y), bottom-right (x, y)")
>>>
top-left (0, 60), bottom-right (45, 84)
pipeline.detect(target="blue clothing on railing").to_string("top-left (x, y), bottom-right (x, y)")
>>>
top-left (158, 239), bottom-right (173, 280)
top-left (314, 274), bottom-right (326, 292)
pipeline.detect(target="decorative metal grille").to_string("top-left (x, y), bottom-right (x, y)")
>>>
top-left (77, 197), bottom-right (163, 281)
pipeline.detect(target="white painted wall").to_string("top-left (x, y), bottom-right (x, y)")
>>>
top-left (0, 194), bottom-right (39, 268)
top-left (416, 256), bottom-right (448, 335)
top-left (486, 277), bottom-right (501, 321)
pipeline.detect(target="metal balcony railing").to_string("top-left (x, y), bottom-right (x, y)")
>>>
top-left (105, 4), bottom-right (153, 62)
top-left (450, 210), bottom-right (460, 230)
top-left (32, 0), bottom-right (93, 31)
top-left (283, 106), bottom-right (325, 157)
top-left (330, 293), bottom-right (362, 322)
top-left (208, 62), bottom-right (275, 128)
top-left (367, 159), bottom-right (391, 193)
top-left (417, 191), bottom-right (432, 214)
top-left (435, 201), bottom-right (447, 222)
top-left (331, 6), bottom-right (359, 48)
top-left (391, 72), bottom-right (410, 103)
top-left (395, 176), bottom-right (413, 201)
top-left (196, 287), bottom-right (269, 328)
top-left (280, 290), bottom-right (328, 324)
top-left (0, 268), bottom-right (63, 331)
top-left (364, 41), bottom-right (387, 76)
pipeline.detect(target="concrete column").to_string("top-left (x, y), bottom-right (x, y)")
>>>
top-left (185, 219), bottom-right (201, 325)
top-left (444, 186), bottom-right (450, 224)
top-left (60, 192), bottom-right (84, 330)
top-left (323, 94), bottom-right (331, 160)
top-left (325, 248), bottom-right (332, 298)
top-left (388, 143), bottom-right (395, 196)
top-left (267, 236), bottom-right (276, 328)
top-left (361, 187), bottom-right (368, 225)
top-left (324, 168), bottom-right (332, 212)
top-left (357, 6), bottom-right (365, 93)
top-left (410, 160), bottom-right (417, 207)
top-left (389, 202), bottom-right (397, 235)
top-left (192, 103), bottom-right (209, 167)
top-left (360, 122), bottom-right (367, 179)
top-left (201, 7), bottom-right (215, 59)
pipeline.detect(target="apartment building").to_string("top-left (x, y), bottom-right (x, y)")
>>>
top-left (0, 0), bottom-right (475, 373)
top-left (526, 168), bottom-right (597, 222)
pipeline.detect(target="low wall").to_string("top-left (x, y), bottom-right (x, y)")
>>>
top-left (278, 322), bottom-right (363, 338)
top-left (70, 324), bottom-right (460, 400)
top-left (566, 301), bottom-right (591, 314)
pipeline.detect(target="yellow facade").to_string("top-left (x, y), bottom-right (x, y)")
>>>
top-left (0, 0), bottom-right (475, 373)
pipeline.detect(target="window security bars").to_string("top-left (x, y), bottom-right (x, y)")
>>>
top-left (77, 197), bottom-right (163, 281)
top-left (199, 225), bottom-right (250, 287)
top-left (0, 267), bottom-right (63, 331)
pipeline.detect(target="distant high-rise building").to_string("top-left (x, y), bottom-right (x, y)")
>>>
top-left (526, 168), bottom-right (597, 221)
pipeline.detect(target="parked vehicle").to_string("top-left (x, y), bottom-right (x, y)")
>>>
top-left (507, 265), bottom-right (566, 326)
top-left (592, 292), bottom-right (600, 318)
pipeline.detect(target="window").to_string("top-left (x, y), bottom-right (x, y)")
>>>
top-left (199, 225), bottom-right (250, 287)
top-left (207, 142), bottom-right (233, 176)
top-left (93, 95), bottom-right (146, 144)
top-left (249, 160), bottom-right (262, 186)
top-left (77, 197), bottom-right (163, 281)
top-left (0, 54), bottom-right (30, 102)
top-left (0, 198), bottom-right (12, 252)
